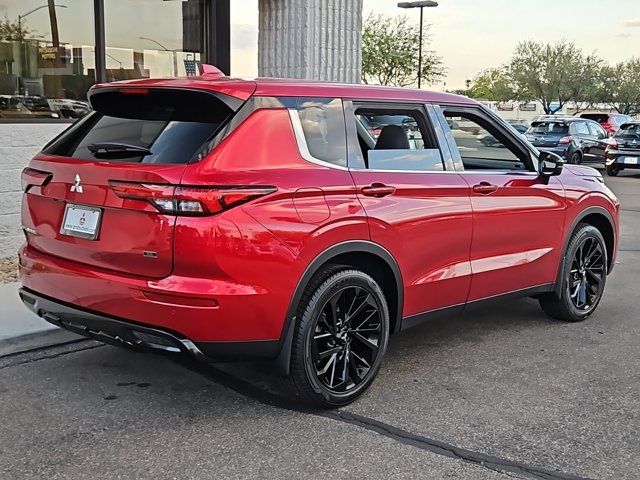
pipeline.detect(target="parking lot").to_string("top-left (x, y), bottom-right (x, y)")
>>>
top-left (1, 169), bottom-right (638, 480)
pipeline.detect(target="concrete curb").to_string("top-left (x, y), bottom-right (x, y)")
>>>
top-left (0, 329), bottom-right (81, 357)
top-left (0, 282), bottom-right (80, 357)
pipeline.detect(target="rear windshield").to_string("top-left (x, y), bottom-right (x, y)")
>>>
top-left (44, 89), bottom-right (236, 164)
top-left (581, 114), bottom-right (608, 123)
top-left (529, 122), bottom-right (569, 135)
top-left (613, 115), bottom-right (631, 125)
top-left (615, 123), bottom-right (640, 138)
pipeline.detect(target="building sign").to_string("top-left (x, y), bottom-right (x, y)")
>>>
top-left (519, 103), bottom-right (537, 112)
top-left (497, 103), bottom-right (514, 111)
top-left (37, 46), bottom-right (68, 68)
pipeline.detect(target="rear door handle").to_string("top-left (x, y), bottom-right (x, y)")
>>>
top-left (361, 183), bottom-right (396, 198)
top-left (472, 182), bottom-right (499, 194)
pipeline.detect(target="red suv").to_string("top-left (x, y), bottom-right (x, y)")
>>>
top-left (580, 112), bottom-right (633, 136)
top-left (19, 75), bottom-right (620, 407)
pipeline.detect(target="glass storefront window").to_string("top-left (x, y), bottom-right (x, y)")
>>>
top-left (0, 1), bottom-right (94, 119)
top-left (104, 0), bottom-right (205, 82)
top-left (0, 0), bottom-right (218, 121)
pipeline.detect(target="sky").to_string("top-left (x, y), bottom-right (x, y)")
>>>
top-left (230, 0), bottom-right (640, 89)
top-left (1, 0), bottom-right (638, 89)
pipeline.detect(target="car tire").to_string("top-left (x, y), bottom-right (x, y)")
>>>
top-left (290, 266), bottom-right (390, 408)
top-left (539, 224), bottom-right (608, 322)
top-left (570, 152), bottom-right (582, 165)
top-left (606, 164), bottom-right (620, 176)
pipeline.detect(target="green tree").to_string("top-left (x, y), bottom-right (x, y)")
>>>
top-left (468, 67), bottom-right (516, 102)
top-left (362, 14), bottom-right (445, 87)
top-left (598, 59), bottom-right (640, 115)
top-left (509, 40), bottom-right (601, 114)
top-left (0, 16), bottom-right (33, 42)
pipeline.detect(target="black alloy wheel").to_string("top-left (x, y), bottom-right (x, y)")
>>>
top-left (606, 163), bottom-right (620, 176)
top-left (290, 267), bottom-right (390, 407)
top-left (570, 151), bottom-right (582, 164)
top-left (310, 286), bottom-right (383, 393)
top-left (568, 236), bottom-right (606, 311)
top-left (539, 224), bottom-right (608, 322)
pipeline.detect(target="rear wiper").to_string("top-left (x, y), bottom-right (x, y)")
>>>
top-left (87, 143), bottom-right (152, 156)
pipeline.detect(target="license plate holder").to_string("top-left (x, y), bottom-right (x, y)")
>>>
top-left (60, 204), bottom-right (102, 240)
top-left (622, 156), bottom-right (639, 165)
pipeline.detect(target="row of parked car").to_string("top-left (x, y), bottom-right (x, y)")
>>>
top-left (525, 113), bottom-right (639, 176)
top-left (0, 95), bottom-right (91, 119)
top-left (481, 112), bottom-right (639, 176)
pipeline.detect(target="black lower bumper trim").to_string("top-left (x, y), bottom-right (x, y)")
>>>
top-left (18, 288), bottom-right (280, 361)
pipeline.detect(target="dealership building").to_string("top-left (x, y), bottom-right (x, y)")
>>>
top-left (0, 0), bottom-right (364, 256)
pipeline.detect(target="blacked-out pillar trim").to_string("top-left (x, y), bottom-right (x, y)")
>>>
top-left (206, 0), bottom-right (230, 74)
top-left (93, 0), bottom-right (106, 84)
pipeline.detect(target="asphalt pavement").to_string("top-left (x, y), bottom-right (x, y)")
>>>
top-left (1, 168), bottom-right (638, 480)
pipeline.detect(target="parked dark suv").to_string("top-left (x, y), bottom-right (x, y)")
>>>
top-left (605, 122), bottom-right (640, 176)
top-left (19, 74), bottom-right (619, 407)
top-left (526, 118), bottom-right (608, 164)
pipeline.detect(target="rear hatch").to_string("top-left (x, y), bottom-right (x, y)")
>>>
top-left (526, 121), bottom-right (570, 147)
top-left (613, 123), bottom-right (640, 153)
top-left (21, 86), bottom-right (247, 278)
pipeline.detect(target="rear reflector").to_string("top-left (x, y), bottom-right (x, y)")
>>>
top-left (21, 168), bottom-right (52, 192)
top-left (109, 181), bottom-right (275, 216)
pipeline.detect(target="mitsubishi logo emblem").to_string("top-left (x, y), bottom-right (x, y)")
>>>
top-left (70, 174), bottom-right (83, 193)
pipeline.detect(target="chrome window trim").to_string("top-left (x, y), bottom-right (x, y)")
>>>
top-left (346, 167), bottom-right (538, 175)
top-left (287, 108), bottom-right (349, 171)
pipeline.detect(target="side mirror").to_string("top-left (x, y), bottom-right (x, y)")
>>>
top-left (539, 151), bottom-right (564, 177)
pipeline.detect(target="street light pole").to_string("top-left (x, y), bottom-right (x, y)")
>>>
top-left (397, 1), bottom-right (438, 90)
top-left (16, 4), bottom-right (67, 87)
top-left (418, 6), bottom-right (423, 89)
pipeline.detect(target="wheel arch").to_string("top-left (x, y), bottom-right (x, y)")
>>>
top-left (555, 205), bottom-right (616, 296)
top-left (273, 241), bottom-right (403, 375)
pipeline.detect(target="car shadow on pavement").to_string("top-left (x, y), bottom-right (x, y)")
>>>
top-left (177, 296), bottom-right (561, 403)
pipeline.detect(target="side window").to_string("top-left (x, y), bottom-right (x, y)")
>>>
top-left (572, 122), bottom-right (590, 136)
top-left (351, 105), bottom-right (444, 172)
top-left (587, 122), bottom-right (606, 139)
top-left (442, 109), bottom-right (531, 171)
top-left (297, 98), bottom-right (347, 167)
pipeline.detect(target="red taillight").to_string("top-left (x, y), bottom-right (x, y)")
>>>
top-left (109, 181), bottom-right (275, 216)
top-left (21, 167), bottom-right (52, 192)
top-left (558, 135), bottom-right (574, 145)
top-left (604, 137), bottom-right (618, 149)
top-left (109, 181), bottom-right (175, 200)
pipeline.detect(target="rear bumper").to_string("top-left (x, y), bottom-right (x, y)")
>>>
top-left (606, 151), bottom-right (640, 168)
top-left (18, 243), bottom-right (287, 353)
top-left (19, 287), bottom-right (280, 360)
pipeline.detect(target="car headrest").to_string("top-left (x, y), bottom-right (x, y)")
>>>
top-left (375, 125), bottom-right (410, 150)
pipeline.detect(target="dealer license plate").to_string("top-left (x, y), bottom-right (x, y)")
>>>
top-left (60, 204), bottom-right (102, 240)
